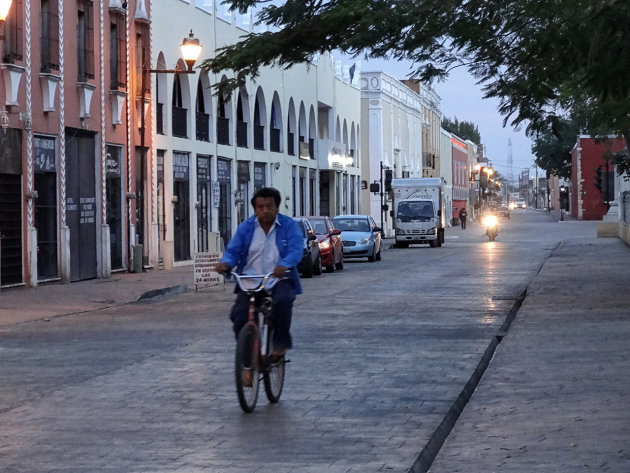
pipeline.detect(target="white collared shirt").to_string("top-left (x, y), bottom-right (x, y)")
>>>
top-left (242, 217), bottom-right (281, 275)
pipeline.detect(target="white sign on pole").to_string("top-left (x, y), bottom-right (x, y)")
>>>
top-left (194, 252), bottom-right (223, 289)
top-left (212, 181), bottom-right (221, 208)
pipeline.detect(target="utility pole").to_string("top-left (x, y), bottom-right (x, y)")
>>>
top-left (379, 161), bottom-right (384, 232)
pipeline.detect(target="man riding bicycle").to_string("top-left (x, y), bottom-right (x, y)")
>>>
top-left (214, 187), bottom-right (303, 358)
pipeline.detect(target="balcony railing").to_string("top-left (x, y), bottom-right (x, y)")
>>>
top-left (287, 132), bottom-right (295, 156)
top-left (270, 128), bottom-right (281, 152)
top-left (196, 112), bottom-right (210, 141)
top-left (236, 121), bottom-right (248, 148)
top-left (217, 117), bottom-right (230, 145)
top-left (172, 107), bottom-right (187, 138)
top-left (254, 125), bottom-right (265, 150)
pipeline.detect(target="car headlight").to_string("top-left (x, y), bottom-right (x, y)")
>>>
top-left (359, 237), bottom-right (370, 244)
top-left (428, 227), bottom-right (436, 234)
top-left (319, 241), bottom-right (330, 250)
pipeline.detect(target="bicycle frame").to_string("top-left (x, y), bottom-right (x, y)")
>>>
top-left (230, 271), bottom-right (288, 412)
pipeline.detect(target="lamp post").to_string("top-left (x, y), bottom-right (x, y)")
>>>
top-left (0, 0), bottom-right (12, 28)
top-left (136, 30), bottom-right (201, 269)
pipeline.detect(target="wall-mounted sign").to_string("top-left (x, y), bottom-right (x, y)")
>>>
top-left (34, 136), bottom-right (56, 172)
top-left (212, 180), bottom-right (220, 208)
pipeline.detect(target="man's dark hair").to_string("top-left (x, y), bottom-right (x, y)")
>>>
top-left (251, 187), bottom-right (281, 208)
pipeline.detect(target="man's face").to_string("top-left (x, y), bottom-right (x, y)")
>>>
top-left (253, 196), bottom-right (279, 226)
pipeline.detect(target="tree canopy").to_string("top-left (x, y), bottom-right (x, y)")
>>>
top-left (531, 116), bottom-right (580, 180)
top-left (200, 0), bottom-right (630, 159)
top-left (441, 117), bottom-right (481, 145)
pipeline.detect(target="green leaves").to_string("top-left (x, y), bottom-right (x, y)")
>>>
top-left (203, 0), bottom-right (630, 167)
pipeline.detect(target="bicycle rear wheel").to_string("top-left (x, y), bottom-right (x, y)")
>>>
top-left (264, 354), bottom-right (286, 403)
top-left (235, 324), bottom-right (260, 413)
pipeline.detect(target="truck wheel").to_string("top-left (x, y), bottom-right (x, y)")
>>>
top-left (429, 239), bottom-right (438, 248)
top-left (396, 242), bottom-right (409, 248)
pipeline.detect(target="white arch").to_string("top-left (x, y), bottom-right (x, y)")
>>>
top-left (287, 98), bottom-right (297, 156)
top-left (155, 52), bottom-right (168, 133)
top-left (254, 87), bottom-right (267, 150)
top-left (217, 74), bottom-right (234, 145)
top-left (196, 70), bottom-right (213, 142)
top-left (270, 91), bottom-right (283, 152)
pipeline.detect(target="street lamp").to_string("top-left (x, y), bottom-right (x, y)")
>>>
top-left (0, 0), bottom-right (12, 40)
top-left (135, 30), bottom-right (202, 269)
top-left (0, 0), bottom-right (12, 22)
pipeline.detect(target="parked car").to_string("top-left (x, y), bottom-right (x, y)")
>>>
top-left (498, 205), bottom-right (511, 218)
top-left (306, 216), bottom-right (344, 272)
top-left (332, 215), bottom-right (382, 262)
top-left (292, 217), bottom-right (322, 278)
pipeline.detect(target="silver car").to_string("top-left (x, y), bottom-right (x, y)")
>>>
top-left (332, 215), bottom-right (382, 262)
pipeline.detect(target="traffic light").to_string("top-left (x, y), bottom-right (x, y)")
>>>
top-left (595, 167), bottom-right (603, 191)
top-left (385, 169), bottom-right (393, 192)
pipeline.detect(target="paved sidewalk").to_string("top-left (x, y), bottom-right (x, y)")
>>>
top-left (0, 264), bottom-right (197, 327)
top-left (429, 232), bottom-right (630, 471)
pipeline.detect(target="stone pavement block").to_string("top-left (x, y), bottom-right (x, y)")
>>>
top-left (430, 237), bottom-right (630, 472)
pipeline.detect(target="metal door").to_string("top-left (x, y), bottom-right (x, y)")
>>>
top-left (173, 153), bottom-right (190, 261)
top-left (217, 158), bottom-right (232, 246)
top-left (106, 145), bottom-right (123, 270)
top-left (0, 129), bottom-right (23, 286)
top-left (65, 129), bottom-right (97, 281)
top-left (196, 156), bottom-right (211, 252)
top-left (34, 136), bottom-right (58, 279)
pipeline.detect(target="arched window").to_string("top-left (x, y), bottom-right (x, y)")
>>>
top-left (172, 74), bottom-right (187, 137)
top-left (270, 92), bottom-right (282, 153)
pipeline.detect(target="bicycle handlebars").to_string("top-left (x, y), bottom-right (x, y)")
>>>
top-left (228, 271), bottom-right (289, 293)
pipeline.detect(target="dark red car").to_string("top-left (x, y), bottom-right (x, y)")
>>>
top-left (306, 216), bottom-right (344, 272)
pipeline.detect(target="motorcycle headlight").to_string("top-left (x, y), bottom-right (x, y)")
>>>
top-left (319, 241), bottom-right (330, 250)
top-left (483, 215), bottom-right (498, 227)
top-left (359, 237), bottom-right (370, 245)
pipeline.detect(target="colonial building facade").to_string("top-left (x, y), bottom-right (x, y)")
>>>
top-left (360, 71), bottom-right (432, 237)
top-left (0, 0), bottom-right (361, 288)
top-left (151, 0), bottom-right (361, 265)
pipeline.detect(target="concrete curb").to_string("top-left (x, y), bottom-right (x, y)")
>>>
top-left (136, 284), bottom-right (191, 301)
top-left (410, 289), bottom-right (527, 473)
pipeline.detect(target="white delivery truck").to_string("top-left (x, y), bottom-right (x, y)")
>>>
top-left (391, 178), bottom-right (445, 248)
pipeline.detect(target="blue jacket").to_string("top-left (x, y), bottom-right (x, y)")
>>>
top-left (220, 213), bottom-right (303, 294)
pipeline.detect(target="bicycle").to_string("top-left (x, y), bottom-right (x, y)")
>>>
top-left (229, 271), bottom-right (288, 413)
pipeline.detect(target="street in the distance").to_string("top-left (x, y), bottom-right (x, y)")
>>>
top-left (1, 210), bottom-right (627, 473)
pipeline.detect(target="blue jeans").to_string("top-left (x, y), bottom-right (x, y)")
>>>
top-left (229, 279), bottom-right (295, 350)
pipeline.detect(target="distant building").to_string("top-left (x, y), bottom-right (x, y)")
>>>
top-left (360, 71), bottom-right (424, 237)
top-left (571, 135), bottom-right (625, 220)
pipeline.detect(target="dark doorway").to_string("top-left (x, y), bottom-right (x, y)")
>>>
top-left (173, 152), bottom-right (190, 261)
top-left (319, 171), bottom-right (331, 216)
top-left (0, 128), bottom-right (23, 286)
top-left (106, 145), bottom-right (123, 270)
top-left (65, 129), bottom-right (97, 281)
top-left (197, 155), bottom-right (211, 252)
top-left (217, 158), bottom-right (232, 247)
top-left (34, 135), bottom-right (58, 280)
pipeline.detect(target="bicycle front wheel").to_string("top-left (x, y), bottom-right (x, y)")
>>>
top-left (235, 324), bottom-right (260, 413)
top-left (264, 354), bottom-right (286, 403)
